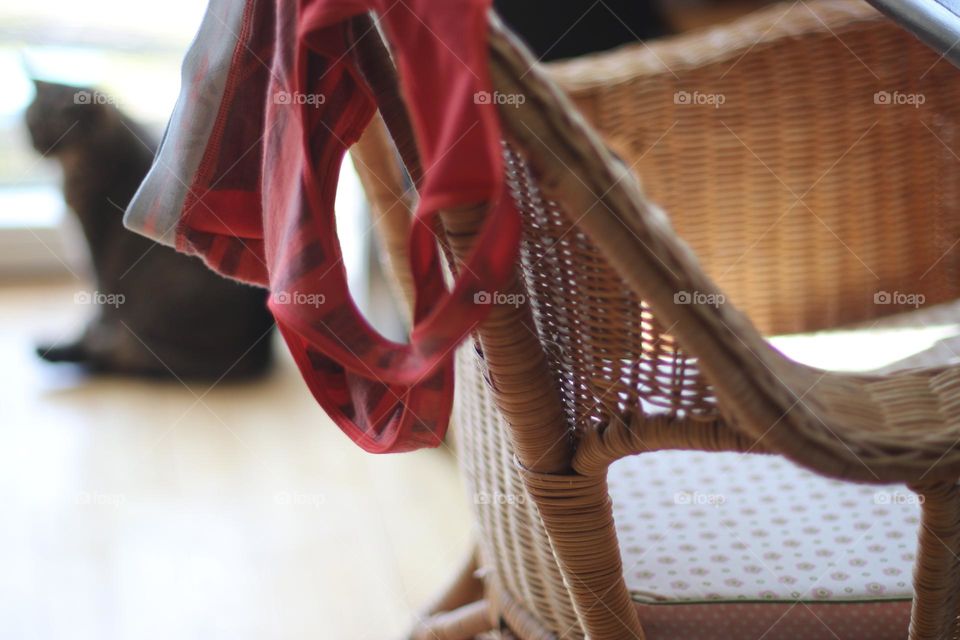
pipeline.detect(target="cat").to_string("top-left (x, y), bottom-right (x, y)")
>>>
top-left (25, 80), bottom-right (275, 380)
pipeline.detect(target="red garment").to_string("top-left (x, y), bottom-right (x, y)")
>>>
top-left (125, 0), bottom-right (520, 452)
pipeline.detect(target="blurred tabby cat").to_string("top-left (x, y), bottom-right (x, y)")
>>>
top-left (26, 81), bottom-right (274, 379)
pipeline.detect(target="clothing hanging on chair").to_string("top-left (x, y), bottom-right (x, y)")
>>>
top-left (124, 0), bottom-right (520, 453)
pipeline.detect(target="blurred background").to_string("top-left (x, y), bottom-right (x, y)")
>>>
top-left (0, 1), bottom-right (772, 638)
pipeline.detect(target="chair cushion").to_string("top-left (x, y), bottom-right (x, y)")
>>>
top-left (606, 301), bottom-right (960, 639)
top-left (609, 451), bottom-right (918, 638)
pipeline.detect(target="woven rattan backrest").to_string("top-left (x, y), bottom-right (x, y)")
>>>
top-left (549, 1), bottom-right (960, 335)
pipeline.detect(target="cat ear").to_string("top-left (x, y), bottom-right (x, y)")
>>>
top-left (18, 51), bottom-right (41, 83)
top-left (29, 77), bottom-right (58, 104)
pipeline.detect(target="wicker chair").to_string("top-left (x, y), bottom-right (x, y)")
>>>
top-left (350, 2), bottom-right (960, 638)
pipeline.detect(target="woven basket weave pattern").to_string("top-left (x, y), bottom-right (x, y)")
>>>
top-left (554, 2), bottom-right (960, 335)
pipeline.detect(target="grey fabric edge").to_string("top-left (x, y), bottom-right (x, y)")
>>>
top-left (866, 0), bottom-right (960, 69)
top-left (123, 0), bottom-right (249, 247)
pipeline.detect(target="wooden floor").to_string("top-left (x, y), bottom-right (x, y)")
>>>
top-left (0, 278), bottom-right (471, 640)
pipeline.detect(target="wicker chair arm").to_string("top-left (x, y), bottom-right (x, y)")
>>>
top-left (487, 14), bottom-right (960, 486)
top-left (573, 413), bottom-right (768, 477)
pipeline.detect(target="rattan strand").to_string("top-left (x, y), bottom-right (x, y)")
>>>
top-left (573, 413), bottom-right (767, 477)
top-left (410, 600), bottom-right (493, 640)
top-left (439, 203), bottom-right (642, 638)
top-left (457, 346), bottom-right (582, 636)
top-left (906, 483), bottom-right (960, 640)
top-left (520, 467), bottom-right (640, 639)
top-left (493, 580), bottom-right (560, 640)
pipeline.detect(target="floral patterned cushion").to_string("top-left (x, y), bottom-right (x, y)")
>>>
top-left (609, 451), bottom-right (919, 639)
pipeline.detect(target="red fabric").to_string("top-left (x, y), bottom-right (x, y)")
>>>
top-left (170, 0), bottom-right (519, 452)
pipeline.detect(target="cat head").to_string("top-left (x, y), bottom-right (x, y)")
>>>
top-left (25, 80), bottom-right (120, 155)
